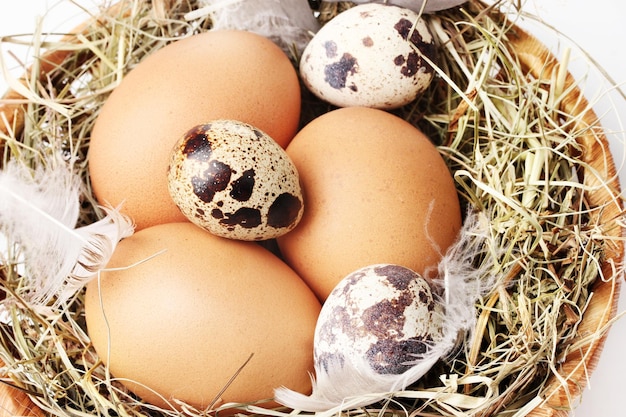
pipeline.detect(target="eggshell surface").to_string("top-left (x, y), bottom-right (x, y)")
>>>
top-left (315, 264), bottom-right (443, 376)
top-left (277, 107), bottom-right (461, 301)
top-left (84, 222), bottom-right (321, 410)
top-left (299, 3), bottom-right (437, 109)
top-left (168, 120), bottom-right (304, 241)
top-left (88, 30), bottom-right (301, 231)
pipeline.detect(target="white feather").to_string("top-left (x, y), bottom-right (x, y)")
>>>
top-left (0, 157), bottom-right (134, 308)
top-left (189, 0), bottom-right (320, 54)
top-left (274, 211), bottom-right (498, 412)
top-left (275, 342), bottom-right (449, 411)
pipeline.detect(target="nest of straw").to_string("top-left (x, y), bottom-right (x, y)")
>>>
top-left (0, 0), bottom-right (624, 416)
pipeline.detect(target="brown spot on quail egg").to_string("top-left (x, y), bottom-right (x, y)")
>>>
top-left (299, 3), bottom-right (437, 109)
top-left (168, 120), bottom-right (304, 241)
top-left (314, 264), bottom-right (444, 377)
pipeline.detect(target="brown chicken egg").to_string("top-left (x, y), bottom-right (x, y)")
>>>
top-left (84, 222), bottom-right (320, 410)
top-left (88, 30), bottom-right (301, 231)
top-left (276, 106), bottom-right (461, 301)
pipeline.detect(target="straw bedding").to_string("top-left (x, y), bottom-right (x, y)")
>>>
top-left (0, 1), bottom-right (623, 416)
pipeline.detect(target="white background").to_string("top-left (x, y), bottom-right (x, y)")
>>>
top-left (0, 1), bottom-right (625, 416)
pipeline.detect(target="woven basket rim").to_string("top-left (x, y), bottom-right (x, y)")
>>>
top-left (0, 1), bottom-right (623, 416)
top-left (506, 25), bottom-right (624, 417)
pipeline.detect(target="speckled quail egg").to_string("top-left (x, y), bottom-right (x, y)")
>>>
top-left (273, 263), bottom-right (447, 411)
top-left (167, 120), bottom-right (304, 241)
top-left (315, 264), bottom-right (444, 377)
top-left (299, 3), bottom-right (437, 109)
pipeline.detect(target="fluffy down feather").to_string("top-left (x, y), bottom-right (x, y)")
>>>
top-left (0, 156), bottom-right (134, 308)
